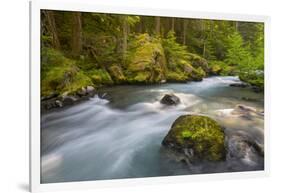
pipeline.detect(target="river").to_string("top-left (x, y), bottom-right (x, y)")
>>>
top-left (41, 76), bottom-right (264, 183)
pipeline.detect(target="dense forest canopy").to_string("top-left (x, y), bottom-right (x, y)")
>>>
top-left (41, 10), bottom-right (264, 97)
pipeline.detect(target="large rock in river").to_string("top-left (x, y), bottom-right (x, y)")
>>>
top-left (160, 94), bottom-right (180, 105)
top-left (162, 115), bottom-right (226, 162)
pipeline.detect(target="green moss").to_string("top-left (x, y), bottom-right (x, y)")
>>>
top-left (188, 67), bottom-right (206, 81)
top-left (41, 65), bottom-right (92, 96)
top-left (63, 70), bottom-right (92, 93)
top-left (128, 71), bottom-right (151, 83)
top-left (125, 34), bottom-right (166, 83)
top-left (187, 53), bottom-right (209, 72)
top-left (163, 115), bottom-right (225, 161)
top-left (41, 48), bottom-right (93, 96)
top-left (209, 60), bottom-right (237, 76)
top-left (208, 61), bottom-right (222, 75)
top-left (162, 32), bottom-right (208, 82)
top-left (166, 70), bottom-right (188, 82)
top-left (88, 68), bottom-right (113, 85)
top-left (239, 71), bottom-right (264, 90)
top-left (108, 65), bottom-right (127, 84)
top-left (196, 67), bottom-right (206, 78)
top-left (181, 130), bottom-right (192, 138)
top-left (212, 65), bottom-right (222, 74)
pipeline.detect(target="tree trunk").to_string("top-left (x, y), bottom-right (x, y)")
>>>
top-left (171, 18), bottom-right (175, 32)
top-left (155, 16), bottom-right (161, 36)
top-left (43, 10), bottom-right (60, 49)
top-left (203, 42), bottom-right (206, 58)
top-left (235, 21), bottom-right (239, 31)
top-left (201, 20), bottom-right (206, 57)
top-left (122, 16), bottom-right (128, 60)
top-left (183, 20), bottom-right (187, 45)
top-left (137, 17), bottom-right (144, 33)
top-left (71, 12), bottom-right (82, 57)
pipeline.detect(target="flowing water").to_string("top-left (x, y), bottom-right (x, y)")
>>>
top-left (41, 76), bottom-right (264, 183)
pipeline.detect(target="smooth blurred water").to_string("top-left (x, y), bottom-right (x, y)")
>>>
top-left (41, 76), bottom-right (264, 183)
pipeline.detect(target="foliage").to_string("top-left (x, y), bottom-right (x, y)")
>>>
top-left (108, 65), bottom-right (127, 84)
top-left (41, 10), bottom-right (264, 92)
top-left (88, 68), bottom-right (113, 85)
top-left (41, 48), bottom-right (92, 96)
top-left (224, 31), bottom-right (251, 67)
top-left (162, 31), bottom-right (189, 70)
top-left (162, 32), bottom-right (206, 81)
top-left (239, 71), bottom-right (264, 90)
top-left (209, 60), bottom-right (236, 76)
top-left (125, 34), bottom-right (166, 83)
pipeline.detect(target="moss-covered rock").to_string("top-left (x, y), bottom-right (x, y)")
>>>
top-left (88, 68), bottom-right (113, 85)
top-left (211, 64), bottom-right (222, 75)
top-left (108, 64), bottom-right (127, 84)
top-left (125, 34), bottom-right (166, 83)
top-left (162, 115), bottom-right (226, 162)
top-left (187, 53), bottom-right (209, 73)
top-left (166, 70), bottom-right (189, 82)
top-left (209, 60), bottom-right (237, 76)
top-left (208, 61), bottom-right (223, 75)
top-left (191, 67), bottom-right (206, 81)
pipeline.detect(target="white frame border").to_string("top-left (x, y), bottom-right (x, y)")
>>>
top-left (30, 0), bottom-right (271, 192)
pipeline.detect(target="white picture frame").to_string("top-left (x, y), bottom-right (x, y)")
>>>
top-left (30, 0), bottom-right (271, 192)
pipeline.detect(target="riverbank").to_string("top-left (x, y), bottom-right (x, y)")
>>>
top-left (41, 32), bottom-right (264, 110)
top-left (41, 74), bottom-right (264, 112)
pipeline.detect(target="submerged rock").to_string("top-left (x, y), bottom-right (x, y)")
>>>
top-left (160, 94), bottom-right (180, 105)
top-left (232, 104), bottom-right (264, 119)
top-left (86, 86), bottom-right (96, 96)
top-left (41, 92), bottom-right (59, 101)
top-left (76, 87), bottom-right (87, 97)
top-left (229, 83), bottom-right (249, 88)
top-left (252, 86), bottom-right (263, 93)
top-left (62, 95), bottom-right (78, 106)
top-left (162, 115), bottom-right (226, 162)
top-left (227, 133), bottom-right (264, 163)
top-left (55, 100), bottom-right (63, 108)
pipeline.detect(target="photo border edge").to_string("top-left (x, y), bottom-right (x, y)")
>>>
top-left (29, 0), bottom-right (271, 192)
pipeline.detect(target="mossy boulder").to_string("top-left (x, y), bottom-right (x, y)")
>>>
top-left (108, 64), bottom-right (127, 84)
top-left (190, 67), bottom-right (206, 81)
top-left (209, 60), bottom-right (237, 76)
top-left (165, 62), bottom-right (197, 82)
top-left (187, 53), bottom-right (209, 73)
top-left (208, 61), bottom-right (223, 75)
top-left (125, 34), bottom-right (166, 83)
top-left (162, 115), bottom-right (226, 162)
top-left (166, 70), bottom-right (188, 82)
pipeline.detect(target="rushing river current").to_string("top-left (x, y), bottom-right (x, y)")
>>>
top-left (41, 76), bottom-right (264, 183)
